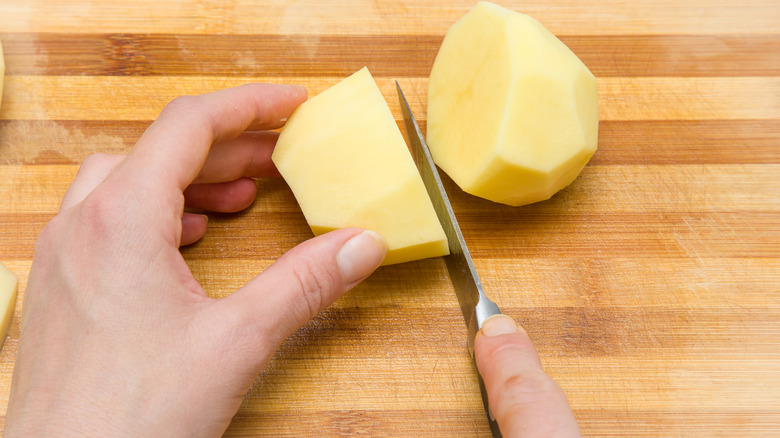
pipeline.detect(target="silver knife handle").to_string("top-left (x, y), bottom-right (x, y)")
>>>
top-left (467, 295), bottom-right (502, 357)
top-left (476, 295), bottom-right (502, 329)
top-left (470, 296), bottom-right (503, 436)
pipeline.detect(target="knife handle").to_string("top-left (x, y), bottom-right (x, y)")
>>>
top-left (467, 295), bottom-right (502, 356)
top-left (469, 296), bottom-right (503, 437)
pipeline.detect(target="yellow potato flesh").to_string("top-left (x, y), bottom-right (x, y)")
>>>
top-left (427, 1), bottom-right (599, 206)
top-left (272, 67), bottom-right (449, 265)
top-left (0, 262), bottom-right (18, 350)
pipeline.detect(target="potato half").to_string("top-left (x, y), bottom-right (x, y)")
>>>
top-left (427, 1), bottom-right (599, 206)
top-left (273, 67), bottom-right (449, 265)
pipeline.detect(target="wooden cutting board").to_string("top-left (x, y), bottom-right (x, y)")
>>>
top-left (1, 1), bottom-right (778, 436)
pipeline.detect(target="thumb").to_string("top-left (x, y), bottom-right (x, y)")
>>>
top-left (474, 315), bottom-right (581, 438)
top-left (216, 228), bottom-right (387, 353)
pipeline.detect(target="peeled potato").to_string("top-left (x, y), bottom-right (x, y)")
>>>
top-left (427, 1), bottom-right (599, 206)
top-left (273, 67), bottom-right (449, 265)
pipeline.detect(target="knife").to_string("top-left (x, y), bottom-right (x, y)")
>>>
top-left (396, 82), bottom-right (503, 436)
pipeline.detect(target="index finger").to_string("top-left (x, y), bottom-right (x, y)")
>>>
top-left (118, 83), bottom-right (306, 192)
top-left (475, 315), bottom-right (581, 437)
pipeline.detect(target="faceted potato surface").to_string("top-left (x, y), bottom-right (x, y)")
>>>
top-left (427, 1), bottom-right (599, 206)
top-left (272, 67), bottom-right (449, 265)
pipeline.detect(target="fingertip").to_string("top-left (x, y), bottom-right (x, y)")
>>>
top-left (479, 314), bottom-right (525, 337)
top-left (337, 230), bottom-right (388, 287)
top-left (184, 178), bottom-right (258, 213)
top-left (180, 213), bottom-right (209, 246)
top-left (475, 317), bottom-right (541, 379)
top-left (291, 84), bottom-right (308, 99)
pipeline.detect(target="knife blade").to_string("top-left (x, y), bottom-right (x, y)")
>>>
top-left (396, 82), bottom-right (503, 436)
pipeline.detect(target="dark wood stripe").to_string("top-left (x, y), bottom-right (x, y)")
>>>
top-left (141, 209), bottom-right (780, 261)
top-left (2, 120), bottom-right (777, 165)
top-left (3, 33), bottom-right (779, 77)
top-left (3, 210), bottom-right (774, 259)
top-left (418, 119), bottom-right (780, 166)
top-left (567, 34), bottom-right (780, 77)
top-left (458, 211), bottom-right (778, 259)
top-left (592, 120), bottom-right (780, 165)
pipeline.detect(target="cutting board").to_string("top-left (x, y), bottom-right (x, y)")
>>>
top-left (1, 1), bottom-right (778, 436)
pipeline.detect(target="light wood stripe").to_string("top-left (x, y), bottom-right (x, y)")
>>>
top-left (226, 410), bottom-right (492, 436)
top-left (3, 33), bottom-right (779, 78)
top-left (2, 164), bottom-right (777, 214)
top-left (196, 258), bottom-right (780, 310)
top-left (0, 298), bottom-right (774, 377)
top-left (1, 0), bottom-right (778, 36)
top-left (173, 357), bottom-right (780, 410)
top-left (4, 254), bottom-right (778, 311)
top-left (217, 307), bottom-right (780, 358)
top-left (595, 77), bottom-right (780, 121)
top-left (2, 76), bottom-right (779, 121)
top-left (0, 120), bottom-right (139, 165)
top-left (226, 409), bottom-right (780, 437)
top-left (2, 120), bottom-right (778, 166)
top-left (574, 410), bottom-right (780, 437)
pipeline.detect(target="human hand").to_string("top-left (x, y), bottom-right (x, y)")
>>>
top-left (475, 315), bottom-right (581, 437)
top-left (5, 84), bottom-right (388, 437)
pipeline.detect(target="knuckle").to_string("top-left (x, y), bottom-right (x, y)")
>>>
top-left (35, 215), bottom-right (66, 254)
top-left (163, 94), bottom-right (201, 114)
top-left (502, 370), bottom-right (562, 400)
top-left (480, 333), bottom-right (536, 361)
top-left (76, 190), bottom-right (127, 238)
top-left (78, 153), bottom-right (105, 172)
top-left (79, 152), bottom-right (119, 171)
top-left (290, 256), bottom-right (339, 320)
top-left (494, 370), bottom-right (566, 423)
top-left (161, 95), bottom-right (215, 138)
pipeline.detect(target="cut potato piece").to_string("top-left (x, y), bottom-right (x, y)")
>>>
top-left (0, 262), bottom-right (18, 350)
top-left (272, 67), bottom-right (449, 265)
top-left (427, 1), bottom-right (599, 206)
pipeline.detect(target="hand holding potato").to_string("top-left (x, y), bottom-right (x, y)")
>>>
top-left (5, 84), bottom-right (388, 436)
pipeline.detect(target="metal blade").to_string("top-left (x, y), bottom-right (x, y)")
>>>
top-left (396, 82), bottom-right (502, 436)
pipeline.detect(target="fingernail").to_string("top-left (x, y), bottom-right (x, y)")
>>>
top-left (480, 314), bottom-right (521, 337)
top-left (338, 230), bottom-right (387, 284)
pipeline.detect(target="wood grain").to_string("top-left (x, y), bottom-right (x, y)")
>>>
top-left (3, 120), bottom-right (779, 165)
top-left (1, 1), bottom-right (779, 437)
top-left (1, 0), bottom-right (779, 35)
top-left (3, 75), bottom-right (780, 121)
top-left (3, 33), bottom-right (779, 77)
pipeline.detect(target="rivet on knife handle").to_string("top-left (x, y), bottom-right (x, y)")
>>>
top-left (396, 82), bottom-right (503, 436)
